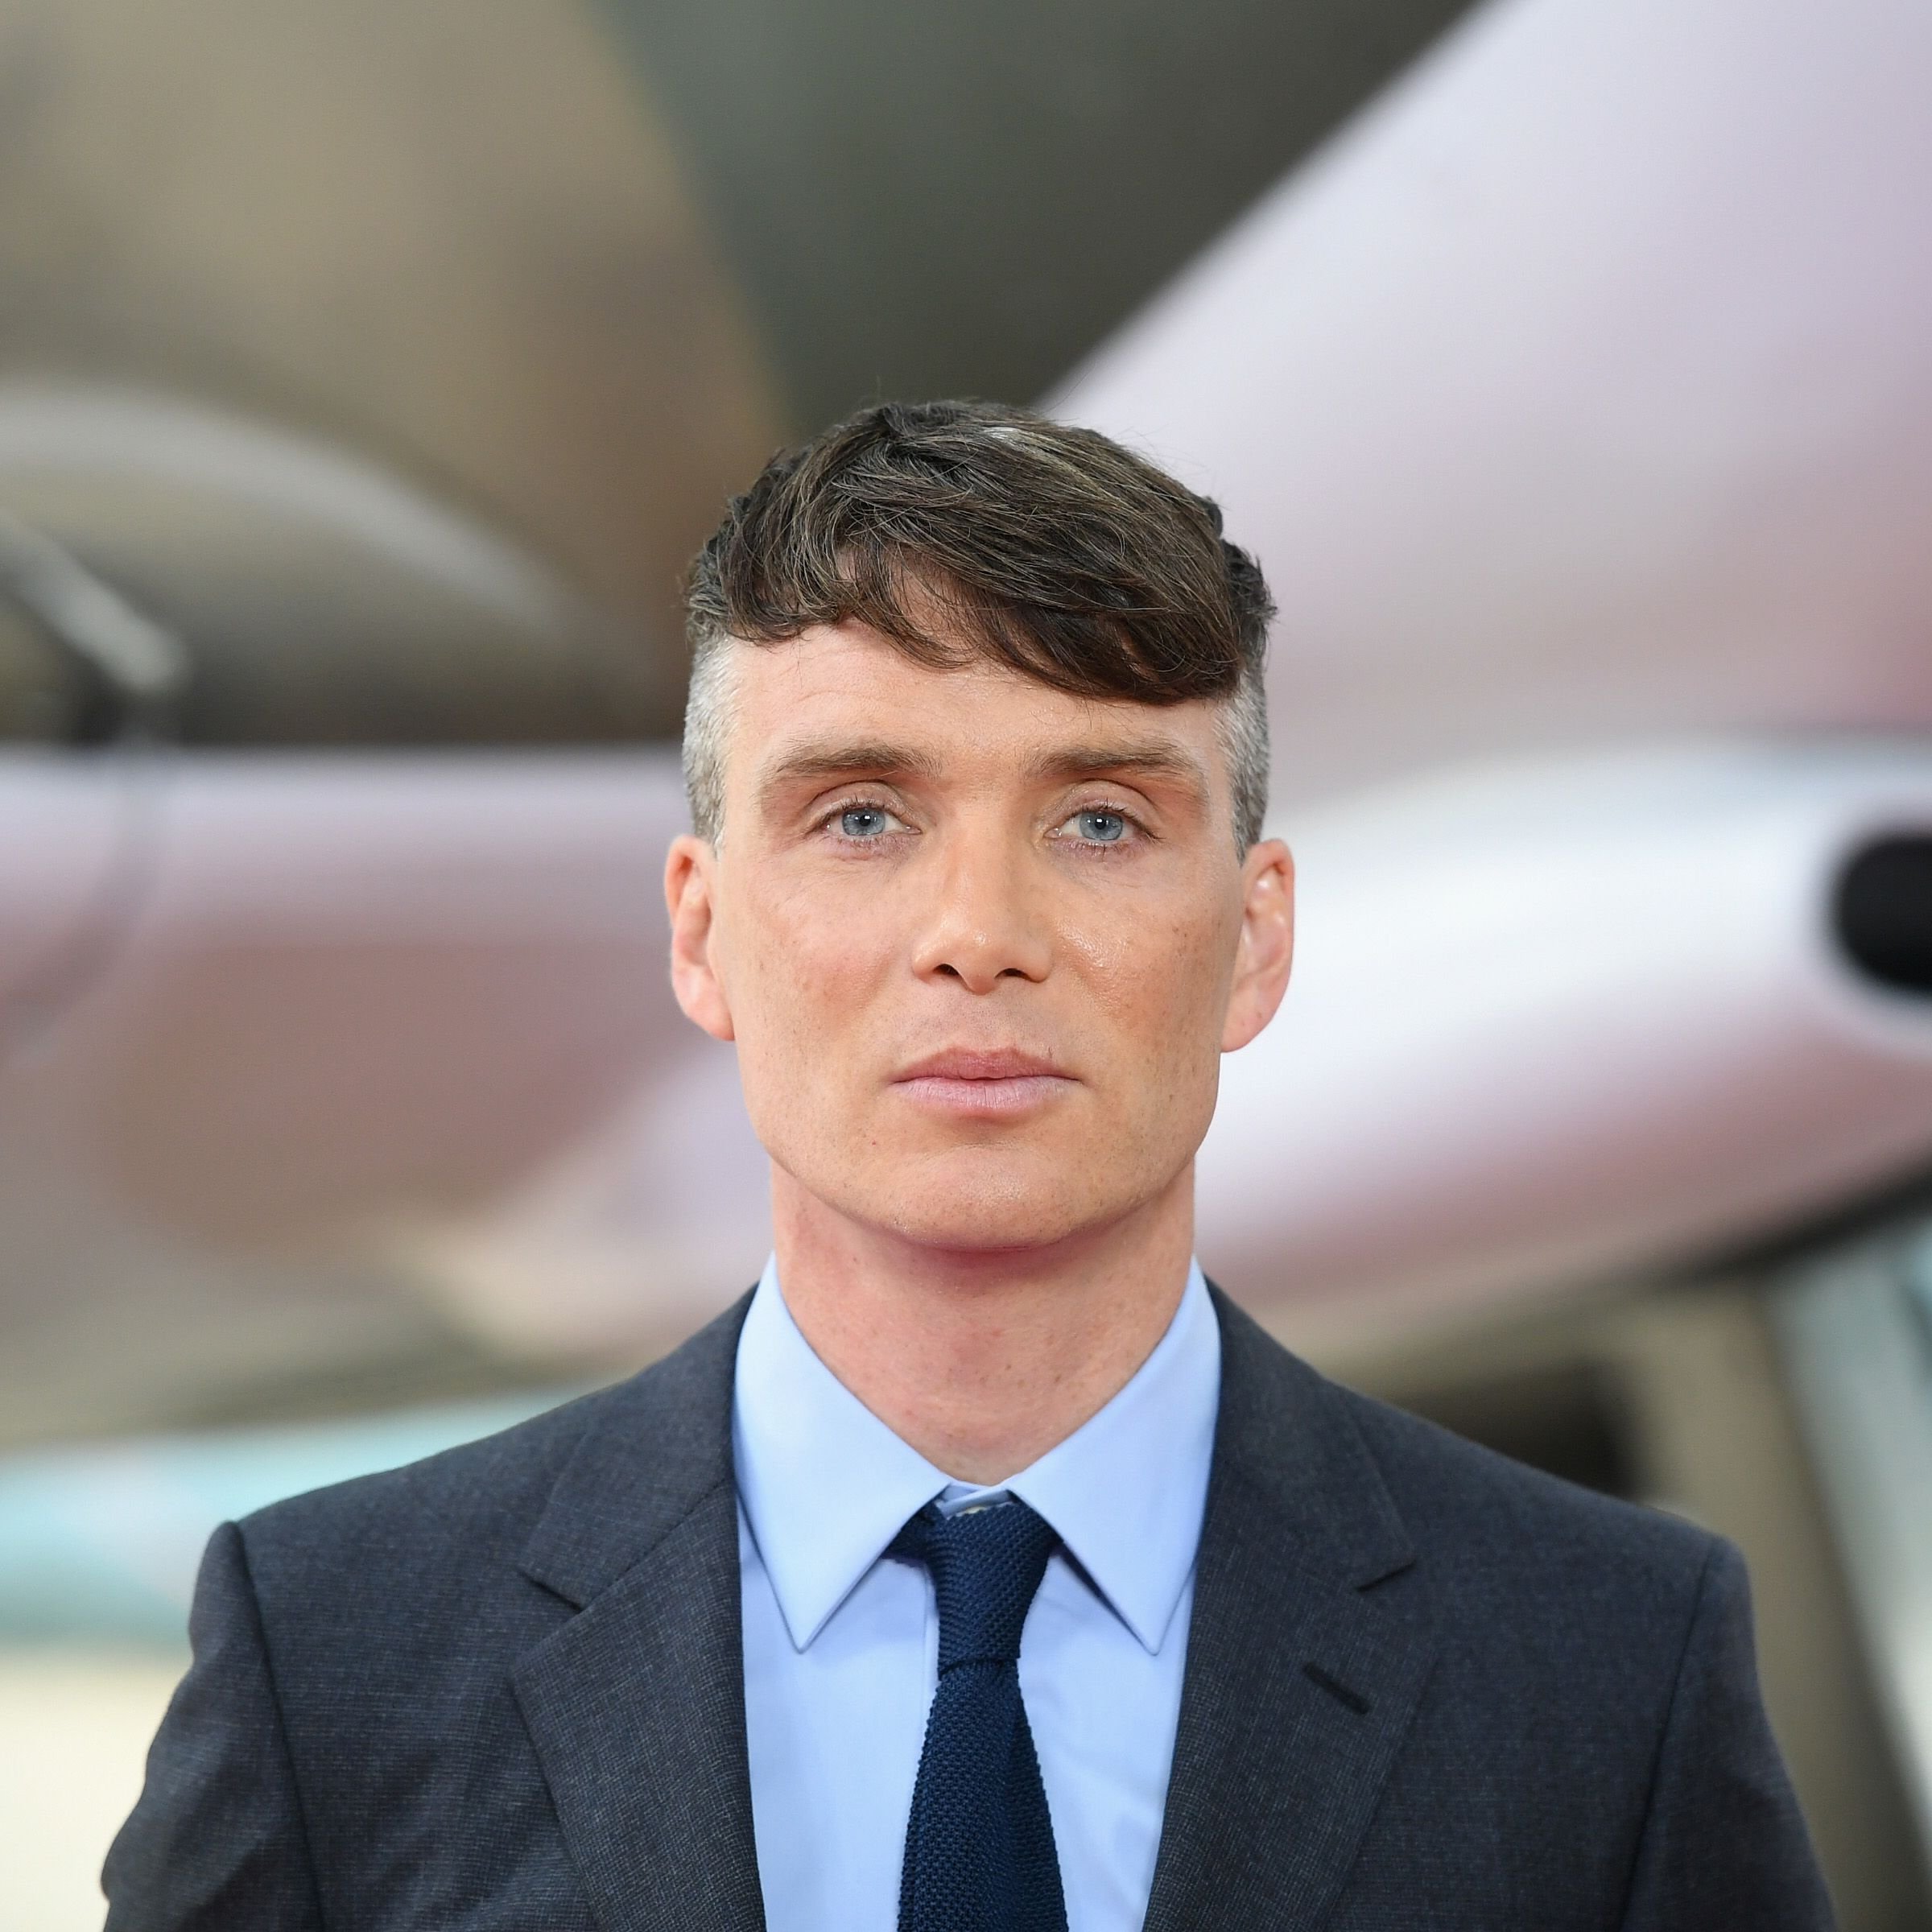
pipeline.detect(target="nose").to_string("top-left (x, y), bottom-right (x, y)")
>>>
top-left (911, 822), bottom-right (1051, 993)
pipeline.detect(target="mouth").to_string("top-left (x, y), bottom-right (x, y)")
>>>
top-left (890, 1047), bottom-right (1075, 1118)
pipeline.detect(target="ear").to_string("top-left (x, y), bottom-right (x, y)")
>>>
top-left (1221, 837), bottom-right (1294, 1053)
top-left (664, 833), bottom-right (735, 1042)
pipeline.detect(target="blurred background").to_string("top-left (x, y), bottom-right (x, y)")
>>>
top-left (2, 0), bottom-right (1932, 1923)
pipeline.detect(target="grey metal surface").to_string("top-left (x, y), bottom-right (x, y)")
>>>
top-left (0, 0), bottom-right (786, 737)
top-left (599, 0), bottom-right (1483, 425)
top-left (1775, 1224), bottom-right (1932, 1881)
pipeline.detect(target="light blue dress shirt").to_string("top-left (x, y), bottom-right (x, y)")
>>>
top-left (733, 1253), bottom-right (1221, 1932)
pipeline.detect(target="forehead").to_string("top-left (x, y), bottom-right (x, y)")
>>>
top-left (729, 623), bottom-right (1227, 795)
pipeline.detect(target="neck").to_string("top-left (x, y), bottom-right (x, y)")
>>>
top-left (769, 1168), bottom-right (1196, 1484)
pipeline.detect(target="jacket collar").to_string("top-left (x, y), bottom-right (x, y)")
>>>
top-left (513, 1290), bottom-right (766, 1932)
top-left (1142, 1284), bottom-right (1438, 1932)
top-left (516, 1291), bottom-right (749, 1610)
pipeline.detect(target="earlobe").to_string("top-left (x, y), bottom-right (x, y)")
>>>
top-left (1221, 838), bottom-right (1294, 1054)
top-left (664, 835), bottom-right (736, 1043)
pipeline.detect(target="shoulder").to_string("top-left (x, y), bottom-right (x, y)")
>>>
top-left (1212, 1289), bottom-right (1719, 1643)
top-left (230, 1290), bottom-right (750, 1612)
top-left (1323, 1361), bottom-right (1732, 1732)
top-left (1204, 1302), bottom-right (1824, 1909)
top-left (1218, 1298), bottom-right (1740, 1830)
top-left (1335, 1371), bottom-right (1718, 1612)
top-left (234, 1381), bottom-right (609, 1578)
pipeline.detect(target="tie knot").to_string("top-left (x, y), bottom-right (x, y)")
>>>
top-left (893, 1497), bottom-right (1059, 1673)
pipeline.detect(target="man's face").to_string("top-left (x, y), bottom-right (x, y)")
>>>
top-left (665, 621), bottom-right (1294, 1257)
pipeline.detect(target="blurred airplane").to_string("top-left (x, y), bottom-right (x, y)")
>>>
top-left (0, 0), bottom-right (1477, 1433)
top-left (4, 0), bottom-right (1930, 1439)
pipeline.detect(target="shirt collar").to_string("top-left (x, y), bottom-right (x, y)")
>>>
top-left (731, 1253), bottom-right (1220, 1657)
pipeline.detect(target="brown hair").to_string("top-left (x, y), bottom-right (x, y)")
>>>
top-left (682, 398), bottom-right (1274, 852)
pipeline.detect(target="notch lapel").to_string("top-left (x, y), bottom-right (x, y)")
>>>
top-left (1143, 1290), bottom-right (1439, 1932)
top-left (511, 1296), bottom-right (767, 1932)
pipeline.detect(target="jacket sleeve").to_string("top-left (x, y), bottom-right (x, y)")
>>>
top-left (102, 1520), bottom-right (324, 1930)
top-left (1616, 1536), bottom-right (1836, 1931)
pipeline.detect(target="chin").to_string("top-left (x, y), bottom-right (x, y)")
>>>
top-left (881, 1201), bottom-right (1092, 1255)
top-left (767, 1117), bottom-right (1191, 1256)
top-left (869, 1156), bottom-right (1158, 1257)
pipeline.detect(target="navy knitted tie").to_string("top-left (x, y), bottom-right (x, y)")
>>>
top-left (893, 1497), bottom-right (1067, 1932)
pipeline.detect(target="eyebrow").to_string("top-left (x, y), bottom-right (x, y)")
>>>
top-left (754, 736), bottom-right (1212, 813)
top-left (755, 740), bottom-right (945, 812)
top-left (1020, 741), bottom-right (1212, 803)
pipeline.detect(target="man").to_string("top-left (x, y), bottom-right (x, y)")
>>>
top-left (106, 401), bottom-right (1833, 1929)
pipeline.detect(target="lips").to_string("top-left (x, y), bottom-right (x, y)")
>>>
top-left (894, 1047), bottom-right (1067, 1083)
top-left (890, 1046), bottom-right (1075, 1117)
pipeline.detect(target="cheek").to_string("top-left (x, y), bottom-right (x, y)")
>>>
top-left (1066, 901), bottom-right (1234, 1069)
top-left (731, 875), bottom-right (897, 1062)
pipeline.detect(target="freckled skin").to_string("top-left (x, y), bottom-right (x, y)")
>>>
top-left (665, 621), bottom-right (1294, 1480)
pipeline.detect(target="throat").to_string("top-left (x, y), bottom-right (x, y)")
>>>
top-left (769, 1179), bottom-right (1195, 1481)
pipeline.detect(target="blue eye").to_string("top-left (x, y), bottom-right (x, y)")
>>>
top-left (1072, 810), bottom-right (1127, 844)
top-left (839, 806), bottom-right (893, 838)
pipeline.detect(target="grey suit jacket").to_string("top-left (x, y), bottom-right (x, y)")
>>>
top-left (105, 1285), bottom-right (1835, 1929)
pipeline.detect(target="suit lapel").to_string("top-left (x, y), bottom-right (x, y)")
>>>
top-left (511, 1296), bottom-right (766, 1932)
top-left (1143, 1290), bottom-right (1439, 1932)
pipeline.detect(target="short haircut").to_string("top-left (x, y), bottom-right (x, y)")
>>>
top-left (682, 398), bottom-right (1274, 853)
